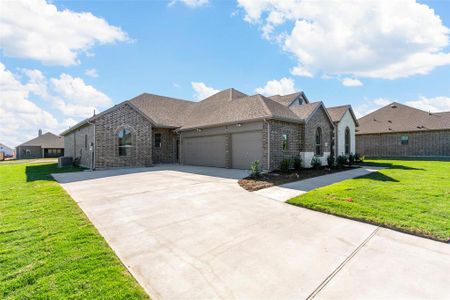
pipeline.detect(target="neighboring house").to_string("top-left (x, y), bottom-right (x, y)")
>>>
top-left (356, 102), bottom-right (450, 157)
top-left (61, 89), bottom-right (352, 170)
top-left (327, 105), bottom-right (359, 157)
top-left (16, 130), bottom-right (65, 159)
top-left (0, 143), bottom-right (15, 157)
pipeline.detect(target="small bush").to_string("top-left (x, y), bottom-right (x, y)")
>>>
top-left (348, 153), bottom-right (355, 166)
top-left (293, 156), bottom-right (302, 171)
top-left (249, 160), bottom-right (261, 178)
top-left (279, 158), bottom-right (291, 173)
top-left (311, 156), bottom-right (322, 169)
top-left (336, 154), bottom-right (347, 168)
top-left (354, 152), bottom-right (364, 163)
top-left (327, 155), bottom-right (335, 168)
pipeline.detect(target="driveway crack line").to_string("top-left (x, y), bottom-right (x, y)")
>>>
top-left (307, 226), bottom-right (380, 300)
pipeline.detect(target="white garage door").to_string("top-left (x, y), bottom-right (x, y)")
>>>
top-left (183, 135), bottom-right (227, 168)
top-left (232, 131), bottom-right (263, 169)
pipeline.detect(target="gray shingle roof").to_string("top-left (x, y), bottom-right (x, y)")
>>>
top-left (268, 92), bottom-right (302, 106)
top-left (327, 105), bottom-right (359, 126)
top-left (180, 90), bottom-right (302, 130)
top-left (18, 132), bottom-right (64, 148)
top-left (357, 102), bottom-right (450, 134)
top-left (289, 102), bottom-right (321, 120)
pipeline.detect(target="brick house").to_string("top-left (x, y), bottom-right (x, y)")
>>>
top-left (61, 89), bottom-right (354, 170)
top-left (356, 102), bottom-right (450, 157)
top-left (16, 130), bottom-right (64, 159)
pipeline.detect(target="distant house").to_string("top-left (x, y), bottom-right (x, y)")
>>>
top-left (16, 130), bottom-right (64, 159)
top-left (327, 105), bottom-right (359, 157)
top-left (61, 89), bottom-right (355, 170)
top-left (356, 102), bottom-right (450, 157)
top-left (0, 143), bottom-right (14, 157)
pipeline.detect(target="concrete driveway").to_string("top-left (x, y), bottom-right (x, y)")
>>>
top-left (53, 165), bottom-right (449, 300)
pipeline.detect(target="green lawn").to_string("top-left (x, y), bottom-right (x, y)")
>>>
top-left (287, 159), bottom-right (450, 242)
top-left (0, 162), bottom-right (148, 299)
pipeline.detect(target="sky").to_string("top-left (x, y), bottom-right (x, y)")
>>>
top-left (1, 0), bottom-right (450, 147)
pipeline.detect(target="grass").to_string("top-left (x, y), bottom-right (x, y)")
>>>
top-left (287, 159), bottom-right (450, 242)
top-left (0, 162), bottom-right (149, 299)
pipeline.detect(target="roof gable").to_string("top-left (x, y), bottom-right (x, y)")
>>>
top-left (327, 105), bottom-right (359, 126)
top-left (18, 132), bottom-right (64, 148)
top-left (357, 102), bottom-right (450, 134)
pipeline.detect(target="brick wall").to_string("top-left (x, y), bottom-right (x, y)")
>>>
top-left (262, 120), bottom-right (303, 170)
top-left (16, 146), bottom-right (42, 159)
top-left (94, 104), bottom-right (153, 168)
top-left (356, 130), bottom-right (450, 157)
top-left (63, 124), bottom-right (95, 168)
top-left (152, 128), bottom-right (178, 163)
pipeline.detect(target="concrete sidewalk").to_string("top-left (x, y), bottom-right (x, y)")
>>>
top-left (255, 166), bottom-right (385, 202)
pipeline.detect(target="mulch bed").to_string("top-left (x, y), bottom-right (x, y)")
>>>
top-left (239, 166), bottom-right (359, 192)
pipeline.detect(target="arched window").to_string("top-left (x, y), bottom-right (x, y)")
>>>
top-left (345, 127), bottom-right (351, 155)
top-left (118, 128), bottom-right (132, 156)
top-left (315, 127), bottom-right (322, 155)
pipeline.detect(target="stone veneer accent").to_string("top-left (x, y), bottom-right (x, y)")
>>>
top-left (356, 130), bottom-right (450, 157)
top-left (95, 104), bottom-right (153, 168)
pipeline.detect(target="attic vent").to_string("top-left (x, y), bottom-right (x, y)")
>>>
top-left (388, 127), bottom-right (392, 131)
top-left (388, 120), bottom-right (392, 123)
top-left (373, 118), bottom-right (377, 121)
top-left (391, 104), bottom-right (397, 108)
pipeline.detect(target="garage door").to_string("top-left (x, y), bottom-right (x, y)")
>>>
top-left (232, 131), bottom-right (262, 169)
top-left (183, 135), bottom-right (227, 168)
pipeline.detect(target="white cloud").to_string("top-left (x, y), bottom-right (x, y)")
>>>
top-left (0, 63), bottom-right (58, 146)
top-left (191, 82), bottom-right (219, 100)
top-left (0, 0), bottom-right (128, 66)
top-left (0, 63), bottom-right (112, 146)
top-left (290, 66), bottom-right (313, 77)
top-left (169, 0), bottom-right (209, 7)
top-left (341, 77), bottom-right (363, 87)
top-left (85, 68), bottom-right (98, 78)
top-left (405, 96), bottom-right (450, 112)
top-left (255, 77), bottom-right (297, 96)
top-left (237, 0), bottom-right (450, 79)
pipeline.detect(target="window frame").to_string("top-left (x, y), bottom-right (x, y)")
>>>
top-left (282, 133), bottom-right (289, 151)
top-left (315, 127), bottom-right (322, 156)
top-left (401, 135), bottom-right (409, 145)
top-left (154, 133), bottom-right (162, 148)
top-left (118, 128), bottom-right (132, 157)
top-left (344, 127), bottom-right (351, 155)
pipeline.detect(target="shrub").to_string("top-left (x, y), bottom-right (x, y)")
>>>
top-left (348, 153), bottom-right (355, 166)
top-left (327, 155), bottom-right (335, 168)
top-left (311, 156), bottom-right (322, 169)
top-left (279, 158), bottom-right (291, 173)
top-left (336, 154), bottom-right (347, 168)
top-left (293, 156), bottom-right (302, 171)
top-left (354, 152), bottom-right (364, 163)
top-left (249, 160), bottom-right (261, 178)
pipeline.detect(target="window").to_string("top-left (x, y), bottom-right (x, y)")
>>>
top-left (282, 134), bottom-right (289, 151)
top-left (401, 135), bottom-right (409, 145)
top-left (345, 127), bottom-right (351, 155)
top-left (154, 133), bottom-right (161, 148)
top-left (85, 135), bottom-right (88, 148)
top-left (118, 128), bottom-right (132, 156)
top-left (25, 149), bottom-right (31, 156)
top-left (315, 127), bottom-right (322, 156)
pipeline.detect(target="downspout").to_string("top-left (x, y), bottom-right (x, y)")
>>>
top-left (175, 129), bottom-right (182, 164)
top-left (264, 119), bottom-right (270, 171)
top-left (87, 120), bottom-right (96, 171)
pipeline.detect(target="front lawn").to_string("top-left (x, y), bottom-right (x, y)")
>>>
top-left (0, 163), bottom-right (148, 299)
top-left (287, 159), bottom-right (450, 242)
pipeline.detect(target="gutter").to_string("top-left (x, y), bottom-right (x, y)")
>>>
top-left (263, 119), bottom-right (271, 170)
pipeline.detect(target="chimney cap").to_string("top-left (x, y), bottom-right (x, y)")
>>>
top-left (38, 129), bottom-right (42, 136)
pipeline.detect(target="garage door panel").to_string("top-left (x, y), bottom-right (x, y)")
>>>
top-left (183, 135), bottom-right (227, 168)
top-left (232, 131), bottom-right (262, 169)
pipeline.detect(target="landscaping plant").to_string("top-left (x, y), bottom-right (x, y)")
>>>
top-left (336, 154), bottom-right (347, 168)
top-left (327, 155), bottom-right (335, 168)
top-left (293, 156), bottom-right (302, 171)
top-left (249, 160), bottom-right (262, 178)
top-left (348, 153), bottom-right (355, 166)
top-left (279, 158), bottom-right (291, 173)
top-left (311, 156), bottom-right (322, 169)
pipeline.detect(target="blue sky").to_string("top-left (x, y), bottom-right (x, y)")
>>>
top-left (1, 0), bottom-right (450, 147)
